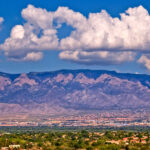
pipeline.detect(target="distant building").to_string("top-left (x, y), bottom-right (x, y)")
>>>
top-left (9, 145), bottom-right (20, 149)
top-left (1, 147), bottom-right (9, 150)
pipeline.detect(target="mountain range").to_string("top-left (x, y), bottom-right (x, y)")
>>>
top-left (0, 69), bottom-right (150, 116)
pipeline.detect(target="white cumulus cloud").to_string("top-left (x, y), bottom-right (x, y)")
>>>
top-left (0, 17), bottom-right (4, 24)
top-left (60, 6), bottom-right (150, 51)
top-left (0, 17), bottom-right (4, 32)
top-left (9, 52), bottom-right (43, 62)
top-left (23, 52), bottom-right (43, 61)
top-left (1, 5), bottom-right (150, 66)
top-left (138, 55), bottom-right (150, 70)
top-left (1, 5), bottom-right (58, 60)
top-left (59, 50), bottom-right (136, 65)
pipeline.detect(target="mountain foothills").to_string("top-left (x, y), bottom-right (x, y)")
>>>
top-left (0, 70), bottom-right (150, 115)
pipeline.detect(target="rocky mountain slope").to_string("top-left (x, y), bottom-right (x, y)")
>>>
top-left (0, 70), bottom-right (150, 115)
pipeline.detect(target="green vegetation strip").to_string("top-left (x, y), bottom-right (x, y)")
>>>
top-left (0, 127), bottom-right (150, 149)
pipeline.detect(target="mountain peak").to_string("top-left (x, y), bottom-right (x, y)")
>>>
top-left (14, 73), bottom-right (37, 87)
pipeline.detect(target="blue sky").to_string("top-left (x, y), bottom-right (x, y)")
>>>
top-left (0, 0), bottom-right (150, 73)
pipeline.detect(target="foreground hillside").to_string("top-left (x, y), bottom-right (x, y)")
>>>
top-left (0, 70), bottom-right (150, 115)
top-left (0, 129), bottom-right (150, 150)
